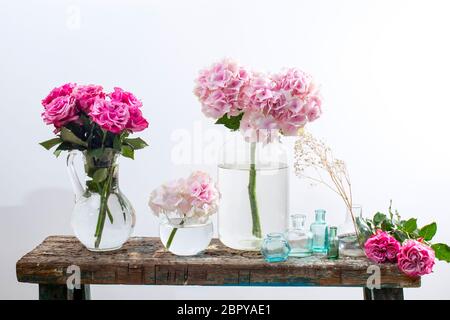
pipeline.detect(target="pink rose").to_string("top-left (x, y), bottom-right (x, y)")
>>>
top-left (397, 240), bottom-right (435, 277)
top-left (109, 87), bottom-right (143, 109)
top-left (73, 84), bottom-right (105, 113)
top-left (89, 99), bottom-right (129, 134)
top-left (41, 95), bottom-right (78, 128)
top-left (126, 107), bottom-right (149, 132)
top-left (364, 231), bottom-right (402, 263)
top-left (41, 83), bottom-right (76, 107)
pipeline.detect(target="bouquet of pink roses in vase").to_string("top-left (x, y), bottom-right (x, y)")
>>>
top-left (40, 83), bottom-right (149, 251)
top-left (149, 171), bottom-right (220, 256)
top-left (363, 201), bottom-right (450, 277)
top-left (194, 59), bottom-right (322, 250)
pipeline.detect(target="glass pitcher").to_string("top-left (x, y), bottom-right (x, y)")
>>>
top-left (67, 149), bottom-right (135, 251)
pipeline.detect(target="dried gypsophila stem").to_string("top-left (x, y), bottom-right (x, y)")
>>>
top-left (294, 131), bottom-right (360, 240)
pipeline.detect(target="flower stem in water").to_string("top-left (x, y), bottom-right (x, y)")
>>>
top-left (248, 142), bottom-right (262, 238)
top-left (166, 219), bottom-right (185, 250)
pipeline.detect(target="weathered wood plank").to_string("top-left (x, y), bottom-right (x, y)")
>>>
top-left (17, 236), bottom-right (420, 288)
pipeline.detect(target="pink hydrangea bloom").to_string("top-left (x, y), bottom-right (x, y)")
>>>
top-left (109, 87), bottom-right (143, 109)
top-left (149, 172), bottom-right (219, 219)
top-left (185, 171), bottom-right (220, 215)
top-left (73, 84), bottom-right (105, 112)
top-left (194, 59), bottom-right (250, 119)
top-left (364, 231), bottom-right (402, 263)
top-left (41, 83), bottom-right (76, 107)
top-left (149, 179), bottom-right (186, 215)
top-left (270, 68), bottom-right (322, 135)
top-left (41, 95), bottom-right (78, 128)
top-left (397, 240), bottom-right (435, 277)
top-left (272, 68), bottom-right (312, 98)
top-left (237, 68), bottom-right (322, 139)
top-left (89, 99), bottom-right (129, 134)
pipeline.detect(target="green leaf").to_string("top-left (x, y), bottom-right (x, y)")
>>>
top-left (113, 135), bottom-right (122, 152)
top-left (53, 148), bottom-right (63, 157)
top-left (61, 127), bottom-right (88, 147)
top-left (124, 137), bottom-right (148, 150)
top-left (92, 168), bottom-right (108, 183)
top-left (393, 230), bottom-right (408, 243)
top-left (39, 138), bottom-right (62, 150)
top-left (215, 113), bottom-right (244, 131)
top-left (403, 218), bottom-right (418, 233)
top-left (419, 222), bottom-right (437, 241)
top-left (86, 148), bottom-right (105, 159)
top-left (432, 243), bottom-right (450, 262)
top-left (86, 180), bottom-right (100, 193)
top-left (121, 145), bottom-right (134, 159)
top-left (381, 219), bottom-right (394, 232)
top-left (373, 212), bottom-right (386, 226)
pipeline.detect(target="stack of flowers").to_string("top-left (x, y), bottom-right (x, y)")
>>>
top-left (40, 83), bottom-right (149, 249)
top-left (149, 171), bottom-right (220, 249)
top-left (363, 202), bottom-right (450, 277)
top-left (40, 83), bottom-right (149, 157)
top-left (194, 58), bottom-right (322, 142)
top-left (194, 59), bottom-right (322, 240)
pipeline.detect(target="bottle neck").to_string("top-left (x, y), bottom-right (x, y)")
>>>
top-left (346, 206), bottom-right (362, 222)
top-left (329, 227), bottom-right (338, 238)
top-left (291, 214), bottom-right (306, 230)
top-left (315, 210), bottom-right (326, 223)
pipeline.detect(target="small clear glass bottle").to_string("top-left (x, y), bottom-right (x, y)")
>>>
top-left (338, 205), bottom-right (371, 257)
top-left (327, 226), bottom-right (339, 259)
top-left (285, 214), bottom-right (313, 257)
top-left (310, 209), bottom-right (328, 254)
top-left (261, 233), bottom-right (291, 262)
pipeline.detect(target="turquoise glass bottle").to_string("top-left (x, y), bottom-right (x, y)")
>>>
top-left (261, 233), bottom-right (291, 262)
top-left (311, 209), bottom-right (328, 254)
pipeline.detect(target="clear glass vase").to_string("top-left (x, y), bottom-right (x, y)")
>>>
top-left (159, 213), bottom-right (213, 256)
top-left (218, 132), bottom-right (289, 251)
top-left (67, 149), bottom-right (135, 252)
top-left (338, 205), bottom-right (371, 257)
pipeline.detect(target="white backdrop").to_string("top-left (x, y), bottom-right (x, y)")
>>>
top-left (1, 0), bottom-right (449, 299)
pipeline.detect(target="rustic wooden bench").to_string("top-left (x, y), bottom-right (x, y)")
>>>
top-left (16, 236), bottom-right (420, 300)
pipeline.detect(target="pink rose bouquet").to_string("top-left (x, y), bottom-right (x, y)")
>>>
top-left (40, 83), bottom-right (149, 158)
top-left (363, 201), bottom-right (449, 278)
top-left (40, 83), bottom-right (149, 249)
top-left (149, 171), bottom-right (220, 249)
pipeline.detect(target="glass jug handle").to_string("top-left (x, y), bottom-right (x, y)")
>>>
top-left (66, 151), bottom-right (85, 201)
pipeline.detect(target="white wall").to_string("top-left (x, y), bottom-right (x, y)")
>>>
top-left (1, 0), bottom-right (449, 299)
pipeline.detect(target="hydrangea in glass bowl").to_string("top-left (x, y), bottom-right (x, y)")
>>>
top-left (149, 171), bottom-right (220, 256)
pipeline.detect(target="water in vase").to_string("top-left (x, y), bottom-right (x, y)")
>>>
top-left (218, 163), bottom-right (289, 251)
top-left (159, 220), bottom-right (213, 256)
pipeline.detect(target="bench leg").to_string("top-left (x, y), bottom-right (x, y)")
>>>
top-left (363, 287), bottom-right (404, 300)
top-left (39, 284), bottom-right (91, 300)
